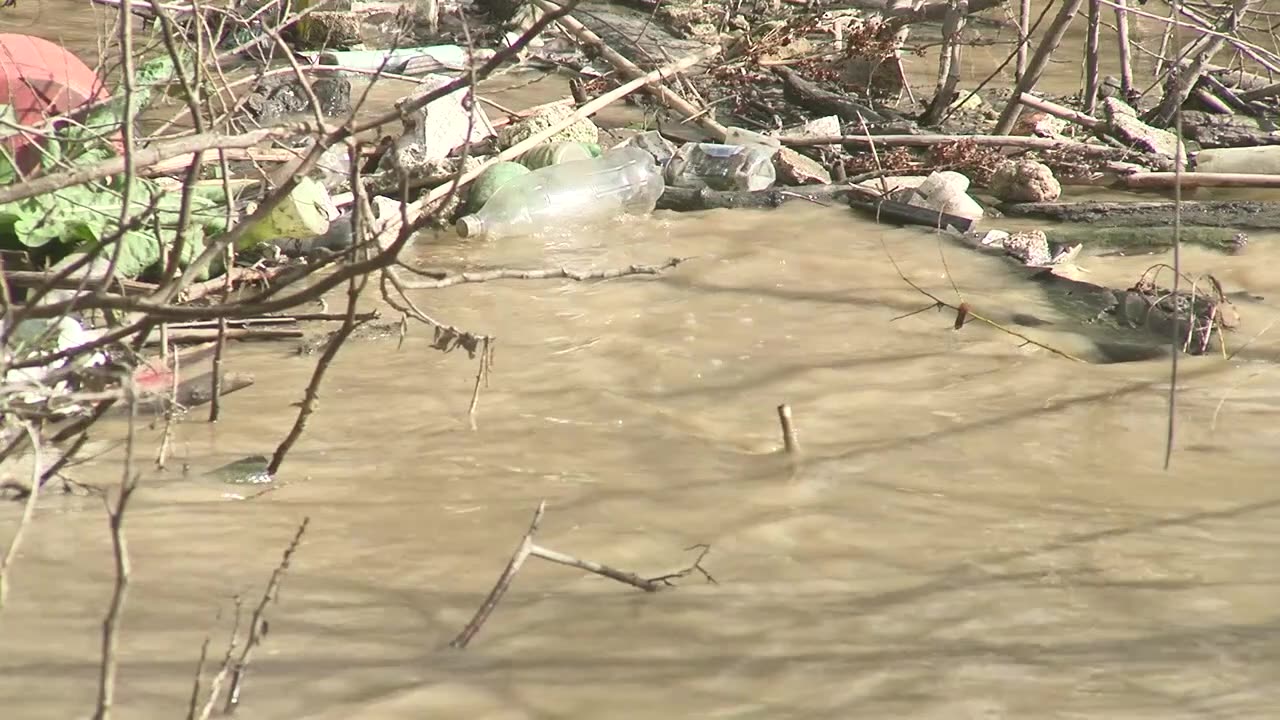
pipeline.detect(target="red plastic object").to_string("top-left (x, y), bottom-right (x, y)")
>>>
top-left (0, 33), bottom-right (111, 176)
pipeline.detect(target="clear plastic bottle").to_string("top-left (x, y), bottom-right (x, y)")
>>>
top-left (456, 146), bottom-right (665, 240)
top-left (664, 142), bottom-right (778, 192)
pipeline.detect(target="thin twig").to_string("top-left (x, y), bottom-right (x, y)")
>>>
top-left (449, 502), bottom-right (546, 650)
top-left (92, 386), bottom-right (139, 720)
top-left (449, 502), bottom-right (714, 650)
top-left (224, 518), bottom-right (309, 714)
top-left (0, 422), bottom-right (42, 609)
top-left (266, 272), bottom-right (370, 477)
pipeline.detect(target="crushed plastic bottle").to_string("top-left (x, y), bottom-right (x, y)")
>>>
top-left (456, 146), bottom-right (665, 240)
top-left (664, 142), bottom-right (778, 192)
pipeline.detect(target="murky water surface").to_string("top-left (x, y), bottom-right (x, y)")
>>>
top-left (4, 3), bottom-right (1280, 718)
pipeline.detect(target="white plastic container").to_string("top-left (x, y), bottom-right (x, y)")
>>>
top-left (456, 146), bottom-right (665, 240)
top-left (240, 177), bottom-right (338, 246)
top-left (664, 142), bottom-right (777, 192)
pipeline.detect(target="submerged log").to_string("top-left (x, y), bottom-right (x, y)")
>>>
top-left (998, 200), bottom-right (1280, 230)
top-left (656, 184), bottom-right (856, 211)
top-left (1046, 225), bottom-right (1248, 254)
top-left (1027, 269), bottom-right (1237, 357)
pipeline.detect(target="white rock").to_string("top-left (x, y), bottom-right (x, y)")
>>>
top-left (773, 147), bottom-right (831, 185)
top-left (386, 73), bottom-right (495, 172)
top-left (907, 170), bottom-right (983, 222)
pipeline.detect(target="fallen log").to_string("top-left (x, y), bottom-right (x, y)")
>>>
top-left (773, 67), bottom-right (890, 123)
top-left (998, 200), bottom-right (1280, 229)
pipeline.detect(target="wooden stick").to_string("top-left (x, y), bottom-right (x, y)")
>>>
top-left (1114, 0), bottom-right (1135, 98)
top-left (528, 544), bottom-right (664, 592)
top-left (1198, 73), bottom-right (1253, 114)
top-left (1123, 172), bottom-right (1280, 189)
top-left (0, 124), bottom-right (315, 207)
top-left (1017, 93), bottom-right (1102, 129)
top-left (529, 0), bottom-right (728, 141)
top-left (223, 518), bottom-right (309, 713)
top-left (1191, 88), bottom-right (1233, 114)
top-left (1083, 0), bottom-right (1102, 114)
top-left (920, 0), bottom-right (968, 127)
top-left (140, 327), bottom-right (304, 344)
top-left (994, 0), bottom-right (1087, 135)
top-left (1016, 0), bottom-right (1030, 82)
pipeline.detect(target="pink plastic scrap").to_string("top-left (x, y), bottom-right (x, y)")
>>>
top-left (0, 33), bottom-right (111, 176)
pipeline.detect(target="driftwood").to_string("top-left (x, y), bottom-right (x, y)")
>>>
top-left (773, 67), bottom-right (889, 123)
top-left (998, 200), bottom-right (1280, 229)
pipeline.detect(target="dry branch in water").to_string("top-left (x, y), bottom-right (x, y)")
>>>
top-left (0, 423), bottom-right (41, 609)
top-left (450, 502), bottom-right (715, 649)
top-left (93, 391), bottom-right (139, 720)
top-left (223, 518), bottom-right (310, 714)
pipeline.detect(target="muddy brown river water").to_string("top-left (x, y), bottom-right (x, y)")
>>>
top-left (5, 2), bottom-right (1280, 718)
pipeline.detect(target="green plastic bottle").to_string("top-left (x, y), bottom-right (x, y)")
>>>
top-left (519, 141), bottom-right (600, 170)
top-left (468, 162), bottom-right (531, 212)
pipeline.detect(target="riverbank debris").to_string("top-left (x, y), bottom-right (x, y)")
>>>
top-left (4, 0), bottom-right (1278, 489)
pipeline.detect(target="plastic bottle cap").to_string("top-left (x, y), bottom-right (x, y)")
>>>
top-left (456, 214), bottom-right (484, 238)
